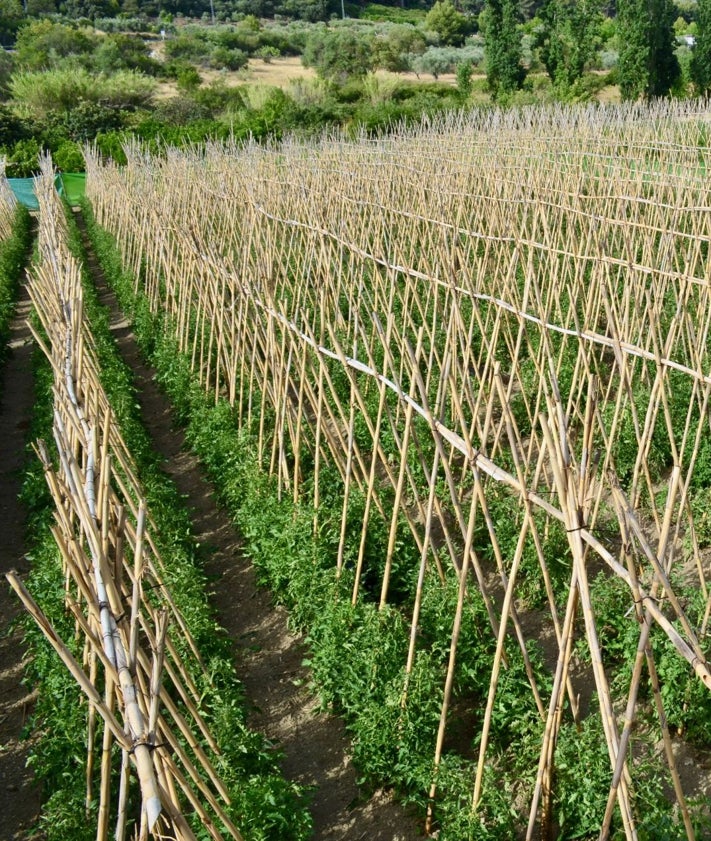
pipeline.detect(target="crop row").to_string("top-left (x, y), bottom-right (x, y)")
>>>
top-left (0, 185), bottom-right (32, 379)
top-left (82, 100), bottom-right (711, 838)
top-left (12, 167), bottom-right (311, 841)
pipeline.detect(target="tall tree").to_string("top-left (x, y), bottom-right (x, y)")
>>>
top-left (617, 0), bottom-right (680, 99)
top-left (425, 0), bottom-right (470, 47)
top-left (0, 0), bottom-right (23, 47)
top-left (691, 0), bottom-right (711, 94)
top-left (539, 0), bottom-right (603, 95)
top-left (483, 0), bottom-right (525, 99)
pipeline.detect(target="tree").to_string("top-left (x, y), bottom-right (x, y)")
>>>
top-left (691, 0), bottom-right (711, 93)
top-left (456, 58), bottom-right (474, 99)
top-left (372, 25), bottom-right (426, 73)
top-left (0, 45), bottom-right (13, 91)
top-left (0, 0), bottom-right (23, 47)
top-left (411, 49), bottom-right (453, 79)
top-left (60, 0), bottom-right (120, 17)
top-left (279, 0), bottom-right (330, 22)
top-left (539, 0), bottom-right (603, 94)
top-left (482, 0), bottom-right (525, 99)
top-left (302, 28), bottom-right (372, 83)
top-left (25, 0), bottom-right (56, 15)
top-left (425, 0), bottom-right (470, 47)
top-left (617, 0), bottom-right (680, 99)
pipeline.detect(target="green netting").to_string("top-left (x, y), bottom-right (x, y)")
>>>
top-left (7, 173), bottom-right (86, 209)
top-left (56, 173), bottom-right (86, 206)
top-left (7, 178), bottom-right (39, 210)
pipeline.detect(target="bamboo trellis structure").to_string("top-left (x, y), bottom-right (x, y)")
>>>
top-left (7, 160), bottom-right (247, 841)
top-left (85, 99), bottom-right (711, 838)
top-left (0, 159), bottom-right (17, 237)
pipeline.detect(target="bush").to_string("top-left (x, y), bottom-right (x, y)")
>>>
top-left (153, 95), bottom-right (211, 125)
top-left (62, 100), bottom-right (125, 141)
top-left (9, 68), bottom-right (155, 119)
top-left (163, 32), bottom-right (211, 62)
top-left (192, 79), bottom-right (246, 114)
top-left (175, 63), bottom-right (201, 91)
top-left (0, 104), bottom-right (28, 146)
top-left (92, 33), bottom-right (161, 75)
top-left (210, 45), bottom-right (248, 70)
top-left (360, 3), bottom-right (427, 25)
top-left (14, 20), bottom-right (98, 70)
top-left (411, 48), bottom-right (454, 78)
top-left (371, 24), bottom-right (426, 73)
top-left (6, 136), bottom-right (41, 176)
top-left (53, 139), bottom-right (84, 171)
top-left (302, 27), bottom-right (373, 82)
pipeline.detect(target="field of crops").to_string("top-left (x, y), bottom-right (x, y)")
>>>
top-left (8, 98), bottom-right (711, 840)
top-left (6, 162), bottom-right (313, 841)
top-left (79, 99), bottom-right (711, 839)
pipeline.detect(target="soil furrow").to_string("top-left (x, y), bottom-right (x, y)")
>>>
top-left (74, 212), bottom-right (422, 841)
top-left (0, 277), bottom-right (42, 841)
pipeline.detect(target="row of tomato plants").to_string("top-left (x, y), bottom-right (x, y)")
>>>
top-left (0, 205), bottom-right (32, 380)
top-left (80, 200), bottom-right (711, 839)
top-left (16, 203), bottom-right (312, 840)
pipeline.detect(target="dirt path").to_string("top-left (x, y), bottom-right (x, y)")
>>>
top-left (75, 215), bottom-right (423, 840)
top-left (0, 277), bottom-right (42, 841)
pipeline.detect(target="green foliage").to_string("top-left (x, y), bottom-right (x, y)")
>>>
top-left (425, 0), bottom-right (471, 47)
top-left (691, 0), bottom-right (711, 93)
top-left (652, 611), bottom-right (711, 747)
top-left (0, 0), bottom-right (24, 47)
top-left (0, 104), bottom-right (28, 146)
top-left (14, 19), bottom-right (98, 69)
top-left (0, 45), bottom-right (14, 90)
top-left (163, 32), bottom-right (212, 62)
top-left (0, 204), bottom-right (32, 379)
top-left (411, 47), bottom-right (454, 78)
top-left (175, 61), bottom-right (201, 90)
top-left (153, 94), bottom-right (210, 124)
top-left (360, 4), bottom-right (427, 25)
top-left (279, 0), bottom-right (330, 22)
top-left (6, 136), bottom-right (42, 176)
top-left (82, 195), bottom-right (711, 839)
top-left (210, 45), bottom-right (249, 70)
top-left (482, 0), bottom-right (526, 99)
top-left (554, 714), bottom-right (615, 838)
top-left (53, 138), bottom-right (84, 170)
top-left (411, 43), bottom-right (483, 77)
top-left (455, 57), bottom-right (474, 98)
top-left (617, 0), bottom-right (680, 99)
top-left (538, 0), bottom-right (603, 95)
top-left (91, 32), bottom-right (160, 74)
top-left (49, 204), bottom-right (315, 841)
top-left (371, 24), bottom-right (426, 72)
top-left (9, 67), bottom-right (155, 119)
top-left (61, 99), bottom-right (125, 140)
top-left (302, 26), bottom-right (373, 81)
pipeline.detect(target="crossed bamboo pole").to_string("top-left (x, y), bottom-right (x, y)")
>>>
top-left (7, 159), bottom-right (245, 841)
top-left (84, 99), bottom-right (711, 839)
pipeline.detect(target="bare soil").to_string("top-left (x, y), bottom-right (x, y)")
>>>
top-left (0, 277), bottom-right (43, 841)
top-left (74, 213), bottom-right (423, 839)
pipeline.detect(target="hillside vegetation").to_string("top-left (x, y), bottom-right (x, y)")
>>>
top-left (0, 0), bottom-right (705, 173)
